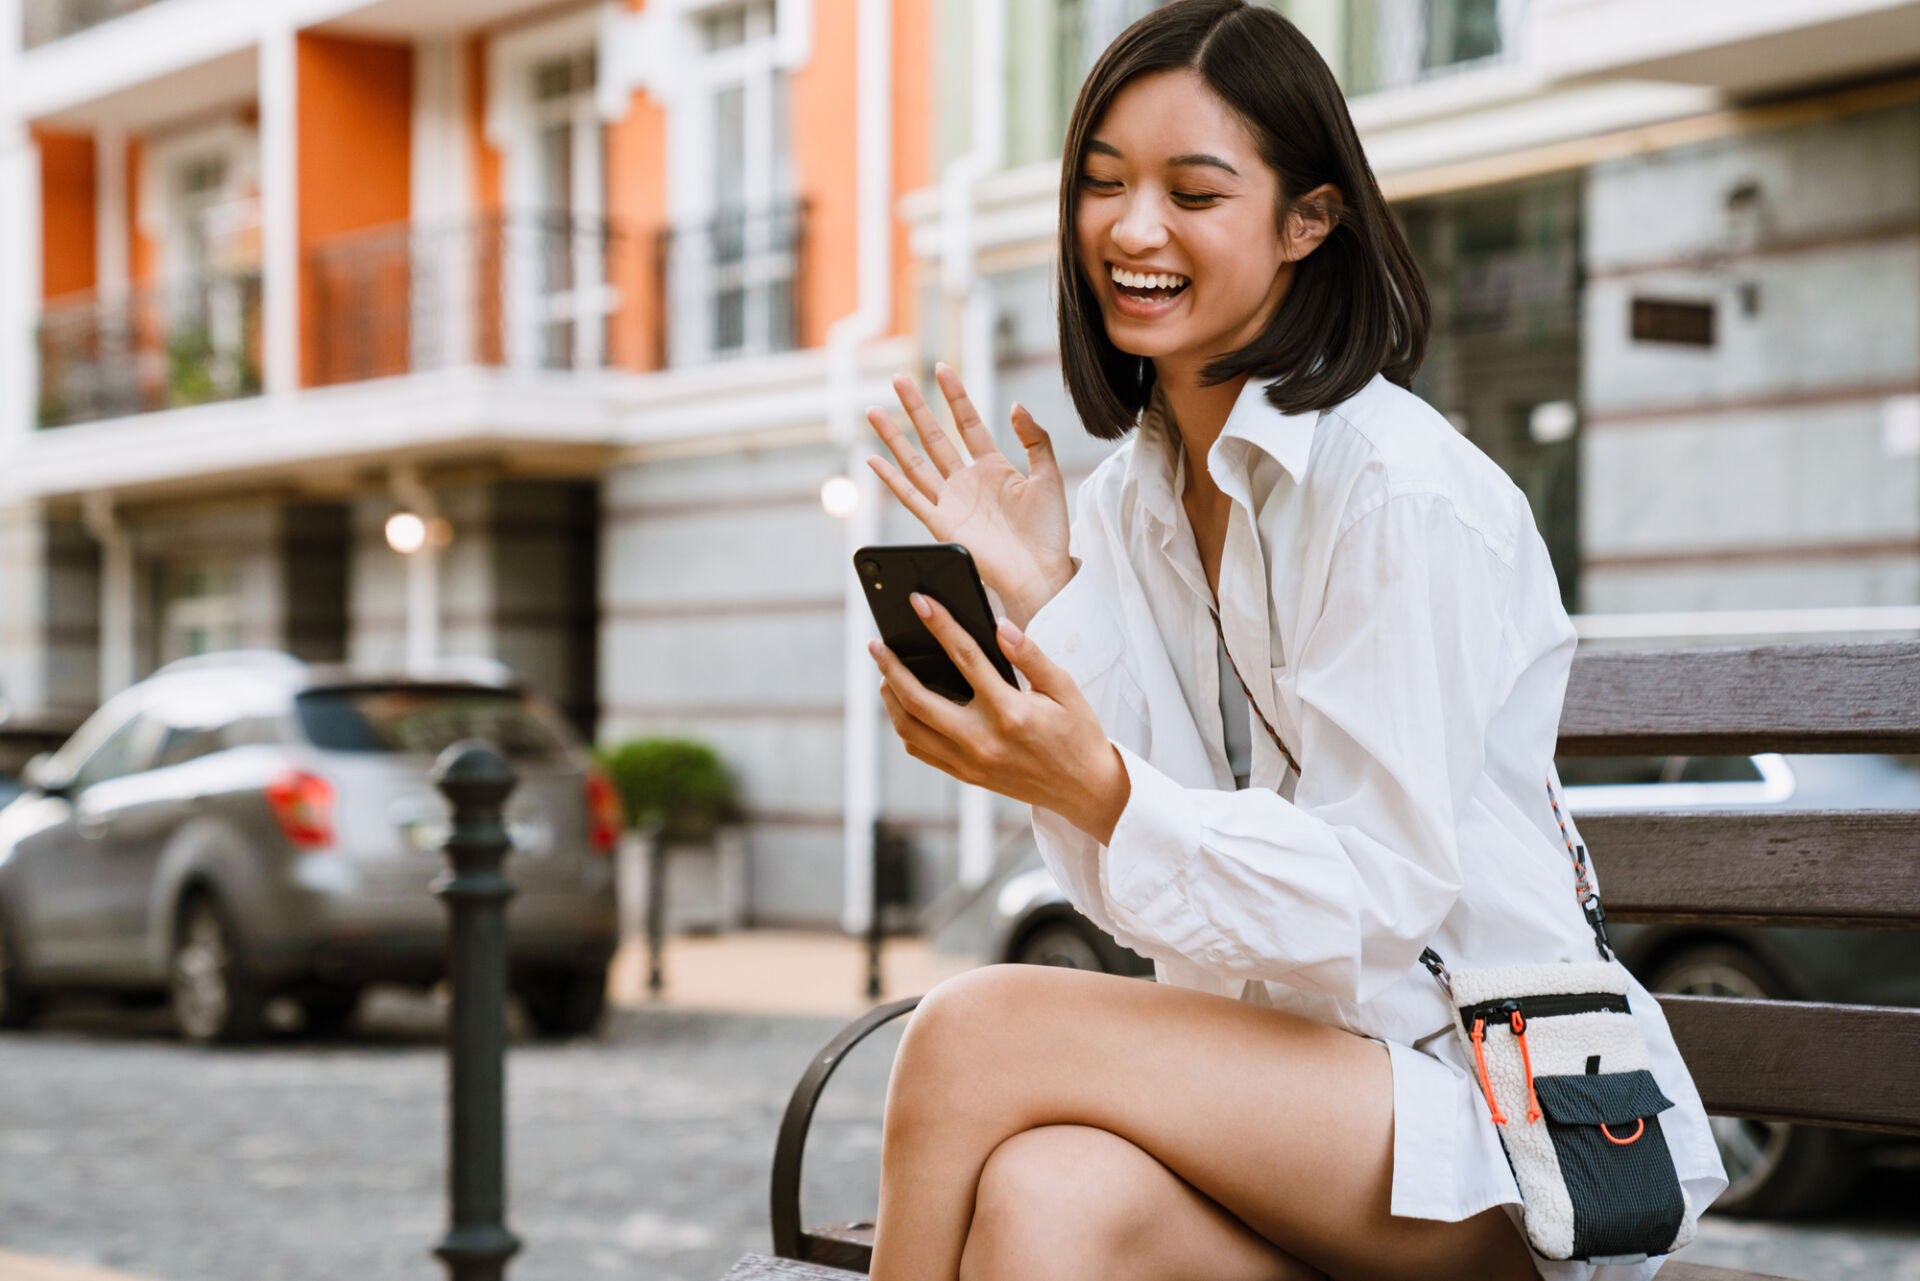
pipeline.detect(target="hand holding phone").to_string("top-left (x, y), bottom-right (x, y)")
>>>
top-left (856, 543), bottom-right (1016, 704)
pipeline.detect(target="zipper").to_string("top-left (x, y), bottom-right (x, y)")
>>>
top-left (1459, 992), bottom-right (1629, 1026)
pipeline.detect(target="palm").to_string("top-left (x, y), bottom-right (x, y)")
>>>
top-left (867, 367), bottom-right (1073, 623)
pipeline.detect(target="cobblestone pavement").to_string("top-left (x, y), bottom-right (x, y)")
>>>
top-left (1, 992), bottom-right (1915, 1281)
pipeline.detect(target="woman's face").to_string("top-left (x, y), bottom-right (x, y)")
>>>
top-left (1073, 69), bottom-right (1294, 367)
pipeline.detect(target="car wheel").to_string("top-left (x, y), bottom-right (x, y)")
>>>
top-left (521, 966), bottom-right (607, 1039)
top-left (1012, 917), bottom-right (1144, 976)
top-left (300, 987), bottom-right (363, 1039)
top-left (1647, 943), bottom-right (1856, 1217)
top-left (0, 909), bottom-right (43, 1030)
top-left (170, 895), bottom-right (266, 1045)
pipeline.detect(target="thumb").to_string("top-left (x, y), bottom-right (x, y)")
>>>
top-left (1009, 402), bottom-right (1060, 483)
top-left (996, 617), bottom-right (1074, 700)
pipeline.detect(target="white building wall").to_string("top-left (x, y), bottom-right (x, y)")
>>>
top-left (1580, 100), bottom-right (1920, 612)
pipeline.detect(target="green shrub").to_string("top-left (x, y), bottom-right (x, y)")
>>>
top-left (597, 737), bottom-right (739, 843)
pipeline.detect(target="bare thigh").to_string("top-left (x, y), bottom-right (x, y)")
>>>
top-left (960, 1124), bottom-right (1324, 1281)
top-left (875, 964), bottom-right (1538, 1281)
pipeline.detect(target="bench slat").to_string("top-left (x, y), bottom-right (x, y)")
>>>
top-left (1657, 1265), bottom-right (1798, 1281)
top-left (1584, 809), bottom-right (1920, 927)
top-left (1660, 994), bottom-right (1920, 1133)
top-left (1561, 641), bottom-right (1920, 754)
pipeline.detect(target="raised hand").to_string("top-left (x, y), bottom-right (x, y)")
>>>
top-left (866, 364), bottom-right (1074, 629)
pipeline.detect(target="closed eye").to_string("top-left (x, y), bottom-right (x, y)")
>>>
top-left (1172, 191), bottom-right (1223, 207)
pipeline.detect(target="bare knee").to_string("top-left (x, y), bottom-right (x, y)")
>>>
top-left (884, 965), bottom-right (1061, 1131)
top-left (959, 1126), bottom-right (1154, 1281)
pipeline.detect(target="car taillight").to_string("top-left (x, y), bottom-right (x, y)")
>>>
top-left (265, 770), bottom-right (335, 849)
top-left (584, 769), bottom-right (622, 855)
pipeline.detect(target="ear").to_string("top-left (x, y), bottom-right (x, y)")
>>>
top-left (1281, 183), bottom-right (1344, 262)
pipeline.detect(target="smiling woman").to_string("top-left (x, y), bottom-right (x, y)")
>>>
top-left (857, 3), bottom-right (1722, 1280)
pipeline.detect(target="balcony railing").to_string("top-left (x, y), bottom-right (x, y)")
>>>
top-left (36, 272), bottom-right (263, 428)
top-left (309, 212), bottom-right (651, 385)
top-left (309, 204), bottom-right (808, 387)
top-left (22, 0), bottom-right (164, 48)
top-left (655, 201), bottom-right (807, 369)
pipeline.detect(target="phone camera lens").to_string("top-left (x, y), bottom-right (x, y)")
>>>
top-left (859, 559), bottom-right (881, 577)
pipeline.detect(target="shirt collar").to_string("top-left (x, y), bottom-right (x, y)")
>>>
top-left (1125, 377), bottom-right (1319, 536)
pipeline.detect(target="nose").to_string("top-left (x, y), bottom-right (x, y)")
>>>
top-left (1110, 190), bottom-right (1169, 258)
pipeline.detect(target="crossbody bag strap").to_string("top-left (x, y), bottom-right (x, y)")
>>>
top-left (1208, 607), bottom-right (1615, 985)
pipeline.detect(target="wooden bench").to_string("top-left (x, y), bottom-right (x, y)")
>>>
top-left (721, 639), bottom-right (1920, 1281)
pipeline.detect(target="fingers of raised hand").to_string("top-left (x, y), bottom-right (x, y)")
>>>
top-left (864, 453), bottom-right (940, 530)
top-left (893, 374), bottom-right (964, 478)
top-left (933, 363), bottom-right (1001, 462)
top-left (866, 406), bottom-right (945, 499)
top-left (1009, 402), bottom-right (1059, 481)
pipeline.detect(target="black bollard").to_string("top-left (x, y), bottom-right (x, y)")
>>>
top-left (432, 741), bottom-right (523, 1281)
top-left (646, 833), bottom-right (666, 994)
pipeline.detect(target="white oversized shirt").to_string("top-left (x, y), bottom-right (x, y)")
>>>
top-left (1024, 374), bottom-right (1726, 1276)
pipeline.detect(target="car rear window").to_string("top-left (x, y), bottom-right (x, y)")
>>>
top-left (295, 686), bottom-right (572, 762)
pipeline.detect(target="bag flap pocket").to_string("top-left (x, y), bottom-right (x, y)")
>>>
top-left (1534, 1069), bottom-right (1674, 1126)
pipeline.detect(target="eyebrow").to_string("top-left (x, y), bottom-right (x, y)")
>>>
top-left (1085, 140), bottom-right (1240, 177)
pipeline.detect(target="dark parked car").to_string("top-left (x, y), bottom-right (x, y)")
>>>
top-left (987, 752), bottom-right (1920, 1217)
top-left (0, 651), bottom-right (621, 1043)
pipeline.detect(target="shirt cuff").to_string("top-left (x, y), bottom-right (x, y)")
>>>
top-left (1023, 563), bottom-right (1125, 689)
top-left (1099, 743), bottom-right (1204, 948)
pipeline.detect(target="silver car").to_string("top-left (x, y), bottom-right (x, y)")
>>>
top-left (0, 652), bottom-right (620, 1043)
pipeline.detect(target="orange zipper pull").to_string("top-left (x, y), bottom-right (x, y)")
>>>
top-left (1471, 1017), bottom-right (1508, 1125)
top-left (1511, 1011), bottom-right (1543, 1124)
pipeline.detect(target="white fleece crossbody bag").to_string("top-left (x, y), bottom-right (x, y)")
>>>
top-left (1211, 610), bottom-right (1698, 1264)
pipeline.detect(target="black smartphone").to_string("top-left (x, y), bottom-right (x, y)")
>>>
top-left (855, 543), bottom-right (1017, 704)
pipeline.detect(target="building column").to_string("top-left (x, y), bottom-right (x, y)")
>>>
top-left (259, 19), bottom-right (299, 396)
top-left (0, 121), bottom-right (38, 456)
top-left (412, 38), bottom-right (472, 368)
top-left (84, 493), bottom-right (136, 699)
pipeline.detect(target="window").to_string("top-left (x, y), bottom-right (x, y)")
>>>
top-left (665, 0), bottom-right (800, 364)
top-left (71, 714), bottom-right (162, 792)
top-left (1400, 172), bottom-right (1582, 611)
top-left (1269, 0), bottom-right (1519, 97)
top-left (157, 560), bottom-right (243, 665)
top-left (295, 687), bottom-right (573, 763)
top-left (1004, 0), bottom-right (1159, 169)
top-left (528, 48), bottom-right (607, 370)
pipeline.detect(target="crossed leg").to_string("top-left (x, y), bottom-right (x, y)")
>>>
top-left (870, 964), bottom-right (1539, 1281)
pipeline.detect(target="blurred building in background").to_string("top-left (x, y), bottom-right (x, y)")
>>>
top-left (3, 0), bottom-right (1919, 930)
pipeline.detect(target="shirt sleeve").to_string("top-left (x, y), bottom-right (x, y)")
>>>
top-left (1071, 490), bottom-right (1517, 1003)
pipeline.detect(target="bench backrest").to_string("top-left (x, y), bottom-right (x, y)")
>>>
top-left (1561, 639), bottom-right (1920, 1136)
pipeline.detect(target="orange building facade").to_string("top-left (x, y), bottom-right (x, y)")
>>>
top-left (1, 0), bottom-right (942, 928)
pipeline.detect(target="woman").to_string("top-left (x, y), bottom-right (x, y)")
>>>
top-left (860, 3), bottom-right (1725, 1279)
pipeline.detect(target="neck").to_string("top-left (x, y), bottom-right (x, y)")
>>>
top-left (1155, 357), bottom-right (1248, 503)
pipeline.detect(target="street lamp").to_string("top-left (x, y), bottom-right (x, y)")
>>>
top-left (386, 511), bottom-right (428, 554)
top-left (821, 475), bottom-right (860, 519)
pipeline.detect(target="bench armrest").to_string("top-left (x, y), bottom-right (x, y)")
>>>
top-left (771, 995), bottom-right (923, 1260)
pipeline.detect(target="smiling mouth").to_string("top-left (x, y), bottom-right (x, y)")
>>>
top-left (1109, 263), bottom-right (1190, 303)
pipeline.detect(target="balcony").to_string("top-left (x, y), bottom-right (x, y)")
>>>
top-left (36, 272), bottom-right (263, 428)
top-left (655, 201), bottom-right (808, 369)
top-left (307, 203), bottom-right (808, 388)
top-left (21, 0), bottom-right (164, 48)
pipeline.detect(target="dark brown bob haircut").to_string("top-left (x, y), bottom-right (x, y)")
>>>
top-left (1058, 0), bottom-right (1430, 439)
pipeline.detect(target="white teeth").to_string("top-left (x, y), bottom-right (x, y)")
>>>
top-left (1109, 265), bottom-right (1189, 291)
